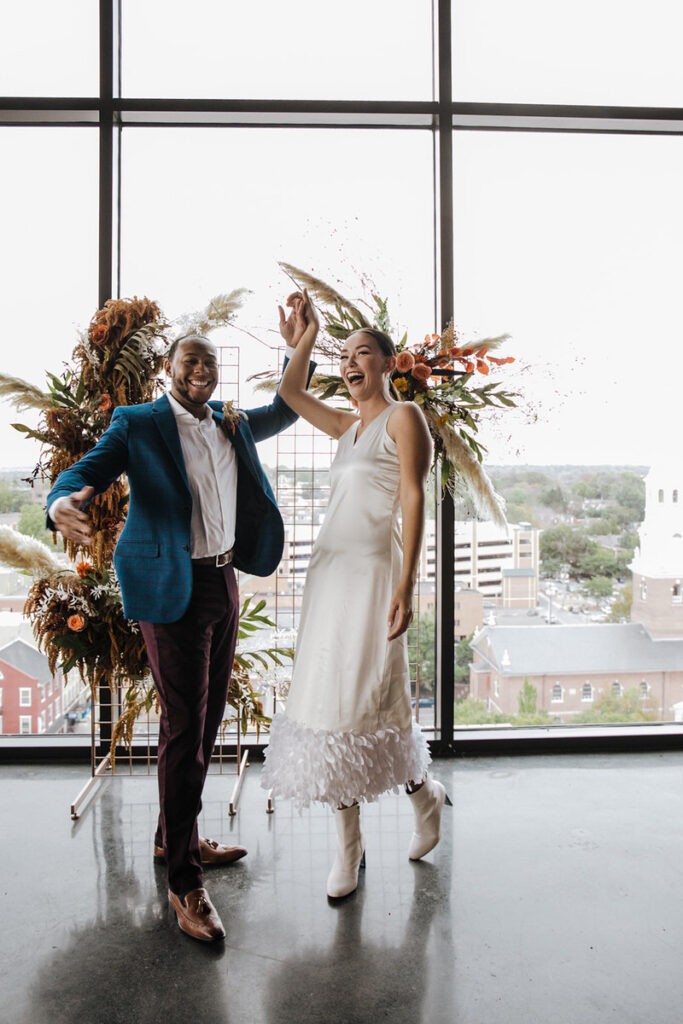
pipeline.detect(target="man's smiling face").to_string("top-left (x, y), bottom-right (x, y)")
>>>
top-left (166, 337), bottom-right (219, 414)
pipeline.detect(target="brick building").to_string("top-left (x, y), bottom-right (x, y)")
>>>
top-left (0, 638), bottom-right (71, 735)
top-left (470, 622), bottom-right (683, 722)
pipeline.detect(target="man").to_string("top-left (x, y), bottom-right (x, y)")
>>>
top-left (48, 329), bottom-right (312, 942)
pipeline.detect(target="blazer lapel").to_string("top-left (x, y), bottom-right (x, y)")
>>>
top-left (152, 394), bottom-right (191, 492)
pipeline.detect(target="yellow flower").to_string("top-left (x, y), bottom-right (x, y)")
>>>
top-left (437, 414), bottom-right (449, 427)
top-left (394, 377), bottom-right (408, 393)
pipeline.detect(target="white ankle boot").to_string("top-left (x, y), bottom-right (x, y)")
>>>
top-left (326, 804), bottom-right (365, 899)
top-left (407, 776), bottom-right (450, 860)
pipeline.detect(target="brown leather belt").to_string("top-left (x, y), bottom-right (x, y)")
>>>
top-left (191, 549), bottom-right (234, 567)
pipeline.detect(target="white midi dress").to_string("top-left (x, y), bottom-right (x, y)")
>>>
top-left (261, 402), bottom-right (430, 809)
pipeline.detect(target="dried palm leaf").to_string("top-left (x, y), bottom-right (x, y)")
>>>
top-left (111, 323), bottom-right (165, 384)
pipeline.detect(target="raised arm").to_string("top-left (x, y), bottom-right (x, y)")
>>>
top-left (387, 402), bottom-right (433, 640)
top-left (277, 290), bottom-right (357, 440)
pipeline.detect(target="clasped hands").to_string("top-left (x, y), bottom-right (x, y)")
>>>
top-left (278, 288), bottom-right (318, 349)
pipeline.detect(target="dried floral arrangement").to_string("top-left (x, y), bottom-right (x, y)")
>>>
top-left (256, 263), bottom-right (519, 527)
top-left (0, 291), bottom-right (288, 755)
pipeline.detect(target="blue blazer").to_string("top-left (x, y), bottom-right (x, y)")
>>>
top-left (46, 381), bottom-right (308, 624)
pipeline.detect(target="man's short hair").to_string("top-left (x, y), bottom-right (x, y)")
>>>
top-left (166, 333), bottom-right (215, 363)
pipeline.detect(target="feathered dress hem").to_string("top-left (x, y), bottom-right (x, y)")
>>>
top-left (261, 713), bottom-right (431, 810)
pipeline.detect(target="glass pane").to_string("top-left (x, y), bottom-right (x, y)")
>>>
top-left (0, 127), bottom-right (98, 737)
top-left (122, 0), bottom-right (433, 100)
top-left (120, 127), bottom-right (435, 405)
top-left (0, 2), bottom-right (98, 96)
top-left (119, 125), bottom-right (435, 738)
top-left (452, 130), bottom-right (683, 728)
top-left (452, 0), bottom-right (683, 106)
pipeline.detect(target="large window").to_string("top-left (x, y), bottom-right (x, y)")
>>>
top-left (2, 1), bottom-right (683, 749)
top-left (122, 0), bottom-right (434, 101)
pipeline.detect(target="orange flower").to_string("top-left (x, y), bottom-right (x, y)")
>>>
top-left (411, 363), bottom-right (432, 382)
top-left (465, 361), bottom-right (475, 373)
top-left (396, 351), bottom-right (415, 372)
top-left (462, 347), bottom-right (474, 356)
top-left (476, 360), bottom-right (490, 375)
top-left (76, 561), bottom-right (93, 578)
top-left (505, 356), bottom-right (516, 363)
top-left (91, 324), bottom-right (109, 346)
top-left (487, 355), bottom-right (506, 365)
top-left (67, 614), bottom-right (86, 632)
top-left (477, 347), bottom-right (488, 359)
top-left (449, 347), bottom-right (462, 357)
top-left (99, 394), bottom-right (112, 411)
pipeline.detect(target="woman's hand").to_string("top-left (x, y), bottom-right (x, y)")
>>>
top-left (299, 288), bottom-right (319, 347)
top-left (278, 292), bottom-right (306, 348)
top-left (278, 289), bottom-right (319, 350)
top-left (387, 582), bottom-right (414, 640)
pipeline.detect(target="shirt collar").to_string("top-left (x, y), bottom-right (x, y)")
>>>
top-left (166, 390), bottom-right (212, 425)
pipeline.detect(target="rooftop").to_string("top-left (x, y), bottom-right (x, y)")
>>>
top-left (473, 622), bottom-right (683, 675)
top-left (0, 637), bottom-right (53, 685)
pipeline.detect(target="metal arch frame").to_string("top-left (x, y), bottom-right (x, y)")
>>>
top-left (3, 0), bottom-right (683, 759)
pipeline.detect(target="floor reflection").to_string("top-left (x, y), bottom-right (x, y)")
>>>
top-left (262, 861), bottom-right (453, 1024)
top-left (25, 780), bottom-right (241, 1024)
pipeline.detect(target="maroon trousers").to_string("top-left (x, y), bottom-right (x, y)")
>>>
top-left (139, 563), bottom-right (239, 895)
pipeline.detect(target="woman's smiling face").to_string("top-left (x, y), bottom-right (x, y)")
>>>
top-left (340, 331), bottom-right (395, 402)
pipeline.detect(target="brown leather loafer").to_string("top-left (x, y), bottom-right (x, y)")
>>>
top-left (154, 836), bottom-right (247, 866)
top-left (169, 887), bottom-right (225, 942)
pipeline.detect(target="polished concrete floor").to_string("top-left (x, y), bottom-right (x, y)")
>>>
top-left (1, 753), bottom-right (683, 1024)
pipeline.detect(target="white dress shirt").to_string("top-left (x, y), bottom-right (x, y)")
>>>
top-left (48, 346), bottom-right (295, 552)
top-left (166, 391), bottom-right (237, 558)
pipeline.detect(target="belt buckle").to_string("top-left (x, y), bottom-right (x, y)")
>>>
top-left (215, 550), bottom-right (232, 567)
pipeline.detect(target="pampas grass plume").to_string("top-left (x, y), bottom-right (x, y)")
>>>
top-left (0, 526), bottom-right (64, 576)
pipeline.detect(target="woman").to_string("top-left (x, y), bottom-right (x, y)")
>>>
top-left (261, 290), bottom-right (450, 899)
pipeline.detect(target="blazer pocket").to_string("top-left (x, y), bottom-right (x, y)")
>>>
top-left (115, 541), bottom-right (160, 558)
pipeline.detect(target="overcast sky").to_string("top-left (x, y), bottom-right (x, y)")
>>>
top-left (2, 1), bottom-right (683, 472)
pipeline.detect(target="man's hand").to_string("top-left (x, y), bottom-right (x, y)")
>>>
top-left (278, 289), bottom-right (319, 350)
top-left (278, 292), bottom-right (307, 348)
top-left (51, 486), bottom-right (95, 546)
